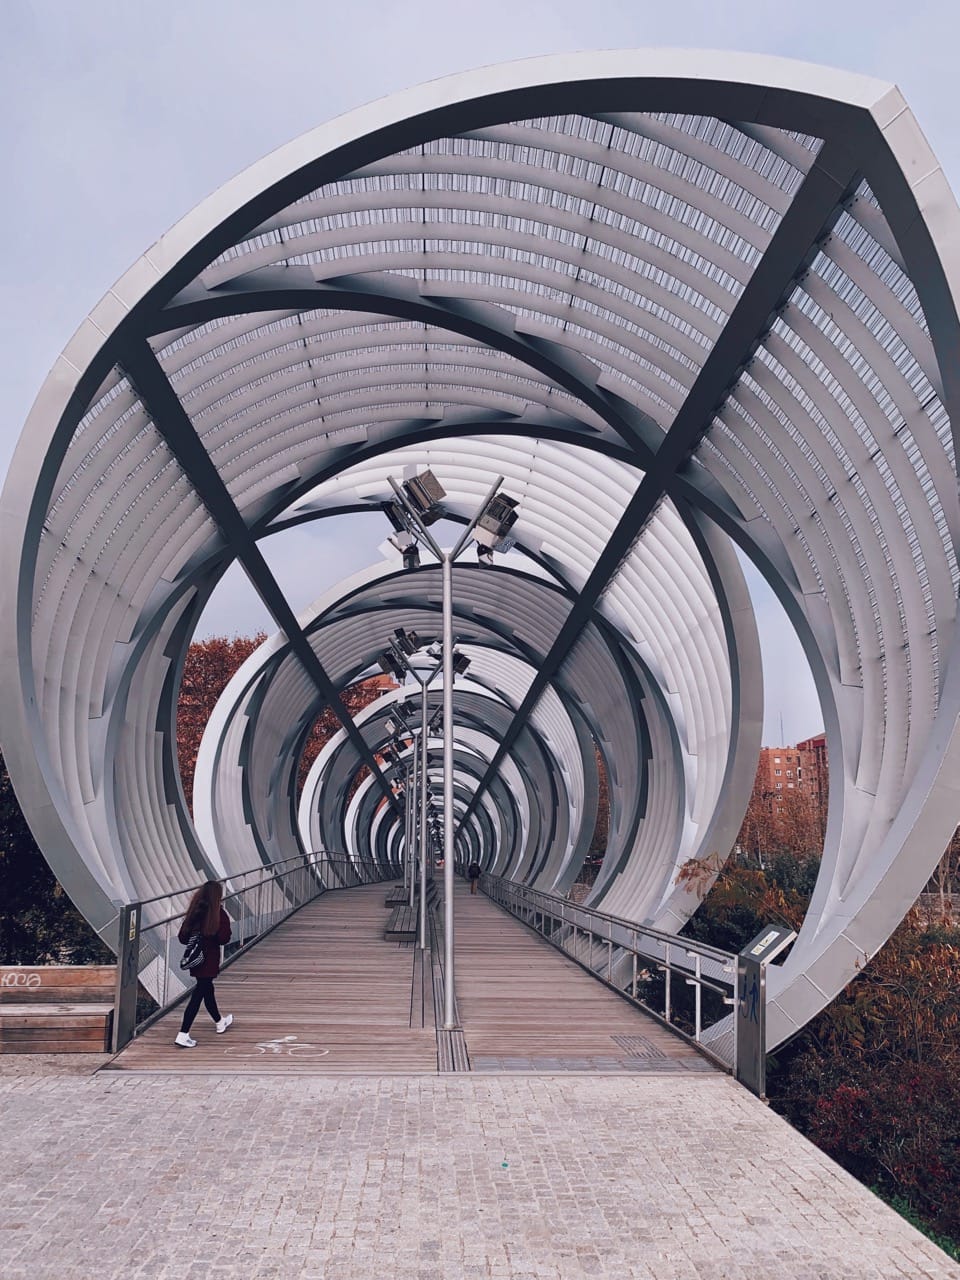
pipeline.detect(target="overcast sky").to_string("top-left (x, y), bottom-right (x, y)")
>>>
top-left (3, 0), bottom-right (957, 745)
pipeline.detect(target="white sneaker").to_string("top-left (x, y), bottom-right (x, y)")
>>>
top-left (174, 1032), bottom-right (196, 1048)
top-left (215, 1014), bottom-right (233, 1034)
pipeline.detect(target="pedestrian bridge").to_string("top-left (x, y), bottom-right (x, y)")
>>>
top-left (5, 45), bottom-right (960, 1273)
top-left (6, 50), bottom-right (960, 1080)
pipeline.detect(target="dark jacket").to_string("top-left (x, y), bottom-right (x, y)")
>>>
top-left (178, 907), bottom-right (231, 979)
top-left (467, 862), bottom-right (481, 880)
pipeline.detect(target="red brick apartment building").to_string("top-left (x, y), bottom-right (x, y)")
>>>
top-left (755, 733), bottom-right (828, 816)
top-left (796, 732), bottom-right (829, 816)
top-left (741, 733), bottom-right (828, 859)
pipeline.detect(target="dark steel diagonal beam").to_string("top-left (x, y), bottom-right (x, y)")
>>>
top-left (121, 341), bottom-right (398, 813)
top-left (458, 138), bottom-right (862, 830)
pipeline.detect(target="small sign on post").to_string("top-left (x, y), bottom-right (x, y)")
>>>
top-left (734, 924), bottom-right (796, 1099)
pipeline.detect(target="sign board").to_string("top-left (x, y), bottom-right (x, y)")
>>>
top-left (744, 925), bottom-right (795, 963)
top-left (734, 924), bottom-right (796, 1099)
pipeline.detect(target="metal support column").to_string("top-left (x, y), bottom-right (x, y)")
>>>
top-left (442, 551), bottom-right (457, 1027)
top-left (418, 682), bottom-right (429, 950)
top-left (407, 753), bottom-right (417, 908)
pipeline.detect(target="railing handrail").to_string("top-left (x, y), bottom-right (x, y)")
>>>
top-left (484, 875), bottom-right (737, 970)
top-left (132, 850), bottom-right (371, 910)
top-left (480, 870), bottom-right (740, 1073)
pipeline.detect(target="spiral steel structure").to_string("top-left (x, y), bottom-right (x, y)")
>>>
top-left (4, 50), bottom-right (960, 1049)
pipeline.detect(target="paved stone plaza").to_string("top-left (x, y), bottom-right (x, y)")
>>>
top-left (2, 1064), bottom-right (958, 1279)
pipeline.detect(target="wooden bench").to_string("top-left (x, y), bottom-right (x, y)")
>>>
top-left (384, 906), bottom-right (418, 941)
top-left (384, 886), bottom-right (408, 906)
top-left (0, 966), bottom-right (115, 1053)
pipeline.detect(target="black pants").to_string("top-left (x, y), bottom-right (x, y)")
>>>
top-left (180, 977), bottom-right (221, 1032)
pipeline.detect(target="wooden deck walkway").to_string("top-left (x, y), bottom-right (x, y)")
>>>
top-left (451, 881), bottom-right (712, 1072)
top-left (106, 880), bottom-right (717, 1076)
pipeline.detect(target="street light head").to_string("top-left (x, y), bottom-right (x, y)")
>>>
top-left (473, 492), bottom-right (518, 548)
top-left (393, 627), bottom-right (421, 656)
top-left (403, 469), bottom-right (446, 525)
top-left (387, 530), bottom-right (421, 570)
top-left (452, 651), bottom-right (471, 676)
top-left (377, 651), bottom-right (405, 680)
top-left (383, 501), bottom-right (408, 532)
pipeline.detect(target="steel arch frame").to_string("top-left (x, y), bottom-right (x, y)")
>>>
top-left (3, 51), bottom-right (960, 1052)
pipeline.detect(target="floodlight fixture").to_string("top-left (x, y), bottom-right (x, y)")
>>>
top-left (394, 627), bottom-right (420, 656)
top-left (377, 651), bottom-right (405, 680)
top-left (452, 651), bottom-right (471, 676)
top-left (473, 493), bottom-right (518, 548)
top-left (403, 469), bottom-right (446, 525)
top-left (383, 501), bottom-right (407, 533)
top-left (386, 529), bottom-right (421, 570)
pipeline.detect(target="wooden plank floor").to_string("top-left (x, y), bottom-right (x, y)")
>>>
top-left (106, 884), bottom-right (438, 1074)
top-left (106, 880), bottom-right (717, 1076)
top-left (453, 881), bottom-right (716, 1073)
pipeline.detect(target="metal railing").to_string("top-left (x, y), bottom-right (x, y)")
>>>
top-left (113, 852), bottom-right (393, 1050)
top-left (482, 874), bottom-right (739, 1070)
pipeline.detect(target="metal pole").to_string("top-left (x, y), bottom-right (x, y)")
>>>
top-left (384, 471), bottom-right (504, 1021)
top-left (401, 764), bottom-right (408, 894)
top-left (442, 550), bottom-right (457, 1028)
top-left (418, 679), bottom-right (429, 950)
top-left (409, 752), bottom-right (417, 906)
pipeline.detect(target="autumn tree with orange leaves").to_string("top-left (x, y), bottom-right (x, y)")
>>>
top-left (679, 847), bottom-right (960, 1252)
top-left (176, 633), bottom-right (266, 811)
top-left (736, 769), bottom-right (824, 866)
top-left (176, 633), bottom-right (395, 813)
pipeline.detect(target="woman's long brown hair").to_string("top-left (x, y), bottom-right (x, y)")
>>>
top-left (183, 880), bottom-right (223, 936)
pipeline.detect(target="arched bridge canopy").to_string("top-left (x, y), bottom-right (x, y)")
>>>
top-left (3, 49), bottom-right (960, 1049)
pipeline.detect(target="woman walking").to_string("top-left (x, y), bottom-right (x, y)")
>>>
top-left (174, 880), bottom-right (233, 1048)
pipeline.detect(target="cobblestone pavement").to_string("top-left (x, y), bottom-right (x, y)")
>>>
top-left (1, 1068), bottom-right (957, 1280)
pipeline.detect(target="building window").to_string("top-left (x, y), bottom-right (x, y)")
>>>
top-left (774, 756), bottom-right (781, 763)
top-left (776, 782), bottom-right (783, 789)
top-left (787, 783), bottom-right (794, 788)
top-left (774, 769), bottom-right (782, 776)
top-left (786, 769), bottom-right (793, 776)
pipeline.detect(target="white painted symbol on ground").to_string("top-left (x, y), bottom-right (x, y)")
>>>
top-left (224, 1034), bottom-right (329, 1059)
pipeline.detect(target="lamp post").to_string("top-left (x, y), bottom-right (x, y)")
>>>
top-left (380, 634), bottom-right (443, 949)
top-left (385, 715), bottom-right (416, 899)
top-left (386, 472), bottom-right (517, 1030)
